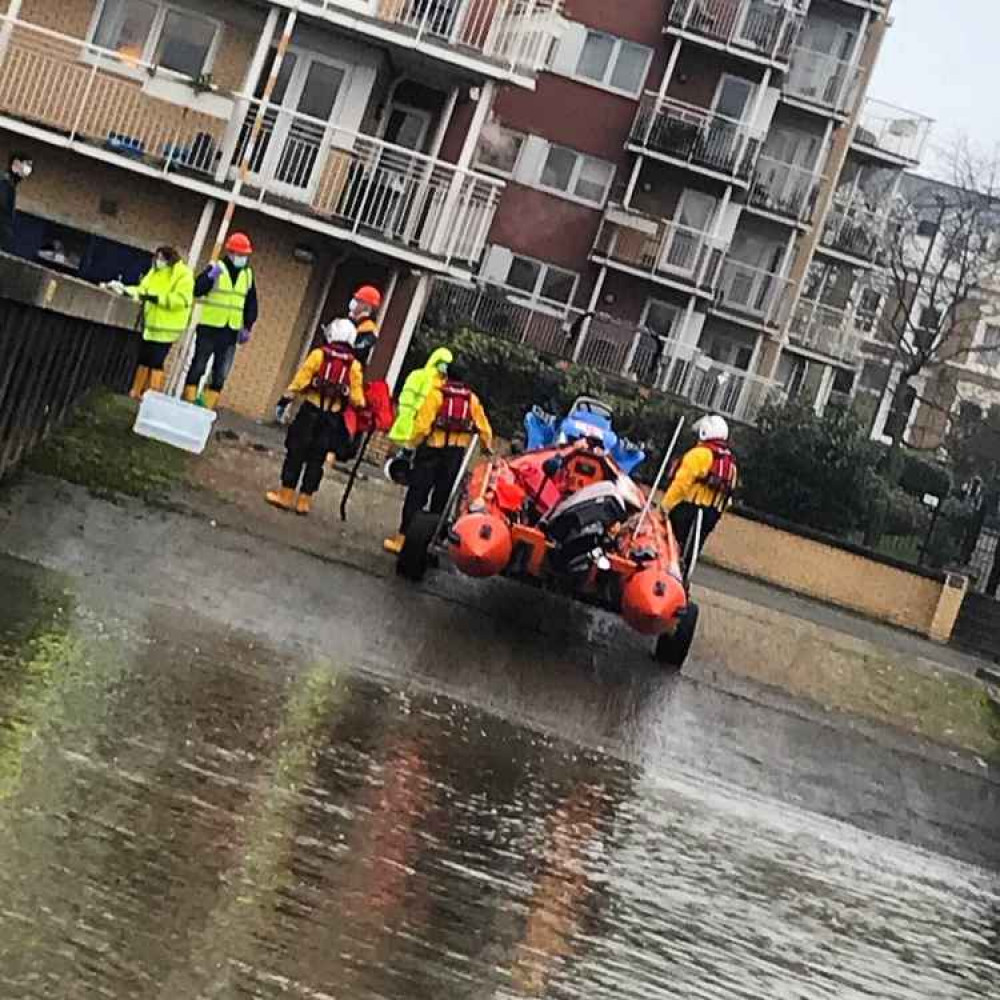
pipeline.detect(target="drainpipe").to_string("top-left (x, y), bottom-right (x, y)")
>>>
top-left (0, 0), bottom-right (23, 63)
top-left (214, 7), bottom-right (280, 186)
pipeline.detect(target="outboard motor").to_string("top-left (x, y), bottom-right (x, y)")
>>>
top-left (542, 482), bottom-right (628, 576)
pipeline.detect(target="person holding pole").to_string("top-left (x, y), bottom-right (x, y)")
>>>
top-left (661, 414), bottom-right (738, 561)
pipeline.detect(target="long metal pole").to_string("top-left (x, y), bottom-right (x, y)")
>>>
top-left (632, 416), bottom-right (685, 543)
top-left (209, 8), bottom-right (298, 260)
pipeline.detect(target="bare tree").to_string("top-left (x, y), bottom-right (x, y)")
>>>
top-left (873, 142), bottom-right (1000, 470)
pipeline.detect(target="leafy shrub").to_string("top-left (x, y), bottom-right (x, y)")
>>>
top-left (740, 399), bottom-right (882, 536)
top-left (898, 452), bottom-right (952, 501)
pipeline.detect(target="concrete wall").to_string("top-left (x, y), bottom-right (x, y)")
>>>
top-left (705, 512), bottom-right (968, 641)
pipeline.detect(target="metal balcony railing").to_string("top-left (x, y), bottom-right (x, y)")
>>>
top-left (300, 0), bottom-right (564, 78)
top-left (821, 201), bottom-right (886, 264)
top-left (667, 0), bottom-right (805, 65)
top-left (631, 93), bottom-right (762, 182)
top-left (0, 17), bottom-right (503, 268)
top-left (788, 299), bottom-right (864, 364)
top-left (748, 156), bottom-right (822, 222)
top-left (592, 208), bottom-right (727, 292)
top-left (785, 45), bottom-right (860, 114)
top-left (714, 259), bottom-right (793, 327)
top-left (853, 98), bottom-right (933, 165)
top-left (425, 279), bottom-right (782, 423)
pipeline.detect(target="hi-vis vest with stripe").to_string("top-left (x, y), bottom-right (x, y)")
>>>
top-left (201, 264), bottom-right (254, 330)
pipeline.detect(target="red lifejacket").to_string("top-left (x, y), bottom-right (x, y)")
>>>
top-left (344, 381), bottom-right (395, 438)
top-left (311, 343), bottom-right (354, 401)
top-left (434, 382), bottom-right (476, 436)
top-left (701, 440), bottom-right (738, 504)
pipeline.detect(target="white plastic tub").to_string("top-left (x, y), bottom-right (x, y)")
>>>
top-left (133, 391), bottom-right (217, 455)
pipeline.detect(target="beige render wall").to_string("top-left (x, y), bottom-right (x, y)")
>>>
top-left (703, 512), bottom-right (961, 639)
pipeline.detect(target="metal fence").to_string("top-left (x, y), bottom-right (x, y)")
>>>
top-left (0, 297), bottom-right (136, 480)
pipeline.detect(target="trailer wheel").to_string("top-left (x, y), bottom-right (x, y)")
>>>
top-left (397, 512), bottom-right (440, 582)
top-left (654, 601), bottom-right (699, 671)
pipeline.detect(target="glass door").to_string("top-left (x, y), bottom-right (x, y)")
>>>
top-left (243, 49), bottom-right (347, 202)
top-left (662, 190), bottom-right (716, 275)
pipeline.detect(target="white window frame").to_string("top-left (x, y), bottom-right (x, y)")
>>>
top-left (972, 318), bottom-right (1000, 373)
top-left (473, 125), bottom-right (527, 179)
top-left (571, 30), bottom-right (652, 98)
top-left (86, 0), bottom-right (223, 81)
top-left (536, 142), bottom-right (615, 208)
top-left (498, 249), bottom-right (580, 312)
top-left (711, 73), bottom-right (756, 125)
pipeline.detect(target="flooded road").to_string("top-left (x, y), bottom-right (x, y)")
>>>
top-left (1, 553), bottom-right (998, 999)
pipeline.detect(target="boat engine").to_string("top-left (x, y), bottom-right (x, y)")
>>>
top-left (542, 482), bottom-right (628, 577)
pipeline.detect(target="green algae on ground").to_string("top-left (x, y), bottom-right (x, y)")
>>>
top-left (25, 389), bottom-right (190, 501)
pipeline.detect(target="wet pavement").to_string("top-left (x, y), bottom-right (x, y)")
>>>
top-left (1, 551), bottom-right (999, 999)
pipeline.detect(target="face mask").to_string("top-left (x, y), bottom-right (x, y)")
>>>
top-left (436, 364), bottom-right (449, 375)
top-left (154, 257), bottom-right (168, 270)
top-left (15, 163), bottom-right (32, 179)
top-left (349, 298), bottom-right (360, 315)
top-left (231, 255), bottom-right (248, 269)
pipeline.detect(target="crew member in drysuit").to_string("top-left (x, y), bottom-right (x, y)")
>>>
top-left (384, 346), bottom-right (454, 483)
top-left (184, 232), bottom-right (259, 410)
top-left (349, 285), bottom-right (383, 366)
top-left (266, 318), bottom-right (365, 516)
top-left (383, 362), bottom-right (493, 554)
top-left (661, 414), bottom-right (738, 559)
top-left (107, 246), bottom-right (194, 399)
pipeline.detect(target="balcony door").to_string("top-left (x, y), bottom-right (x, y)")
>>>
top-left (243, 48), bottom-right (348, 202)
top-left (707, 74), bottom-right (755, 170)
top-left (661, 190), bottom-right (717, 277)
top-left (727, 232), bottom-right (785, 315)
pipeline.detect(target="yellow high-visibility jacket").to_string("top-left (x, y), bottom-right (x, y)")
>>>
top-left (411, 383), bottom-right (493, 451)
top-left (662, 444), bottom-right (738, 512)
top-left (286, 348), bottom-right (365, 412)
top-left (126, 261), bottom-right (194, 343)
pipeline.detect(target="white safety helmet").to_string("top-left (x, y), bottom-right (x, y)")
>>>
top-left (696, 414), bottom-right (729, 442)
top-left (323, 318), bottom-right (357, 347)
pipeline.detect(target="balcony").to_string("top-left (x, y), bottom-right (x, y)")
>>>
top-left (713, 259), bottom-right (793, 329)
top-left (630, 93), bottom-right (762, 184)
top-left (784, 46), bottom-right (859, 115)
top-left (591, 207), bottom-right (727, 295)
top-left (666, 0), bottom-right (805, 67)
top-left (297, 0), bottom-right (565, 86)
top-left (820, 201), bottom-right (886, 265)
top-left (747, 156), bottom-right (822, 223)
top-left (852, 99), bottom-right (933, 167)
top-left (427, 279), bottom-right (781, 424)
top-left (788, 299), bottom-right (864, 364)
top-left (0, 17), bottom-right (502, 272)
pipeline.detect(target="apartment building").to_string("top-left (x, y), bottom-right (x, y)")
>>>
top-left (0, 0), bottom-right (562, 415)
top-left (457, 0), bottom-right (934, 424)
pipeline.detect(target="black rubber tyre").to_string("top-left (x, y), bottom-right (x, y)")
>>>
top-left (654, 601), bottom-right (699, 671)
top-left (396, 512), bottom-right (440, 582)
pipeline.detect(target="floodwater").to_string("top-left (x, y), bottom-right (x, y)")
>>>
top-left (0, 555), bottom-right (998, 999)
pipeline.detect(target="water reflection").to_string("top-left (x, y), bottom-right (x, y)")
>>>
top-left (0, 573), bottom-right (997, 999)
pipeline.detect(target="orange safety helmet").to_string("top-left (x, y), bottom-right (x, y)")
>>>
top-left (353, 285), bottom-right (382, 310)
top-left (225, 232), bottom-right (254, 255)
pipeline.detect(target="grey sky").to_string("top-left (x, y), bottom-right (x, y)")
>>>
top-left (869, 0), bottom-right (999, 174)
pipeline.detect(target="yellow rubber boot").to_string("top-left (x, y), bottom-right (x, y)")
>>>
top-left (148, 370), bottom-right (166, 393)
top-left (202, 389), bottom-right (221, 411)
top-left (129, 365), bottom-right (150, 400)
top-left (383, 534), bottom-right (405, 555)
top-left (265, 486), bottom-right (295, 511)
top-left (295, 494), bottom-right (312, 516)
top-left (181, 385), bottom-right (198, 403)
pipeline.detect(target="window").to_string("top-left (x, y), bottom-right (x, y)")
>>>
top-left (474, 124), bottom-right (525, 177)
top-left (574, 30), bottom-right (651, 96)
top-left (642, 299), bottom-right (679, 339)
top-left (92, 0), bottom-right (219, 77)
top-left (501, 251), bottom-right (578, 306)
top-left (883, 384), bottom-right (916, 442)
top-left (919, 305), bottom-right (941, 330)
top-left (917, 218), bottom-right (939, 238)
top-left (981, 323), bottom-right (1000, 368)
top-left (538, 143), bottom-right (615, 206)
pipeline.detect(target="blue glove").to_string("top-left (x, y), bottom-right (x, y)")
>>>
top-left (238, 328), bottom-right (251, 345)
top-left (208, 262), bottom-right (223, 282)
